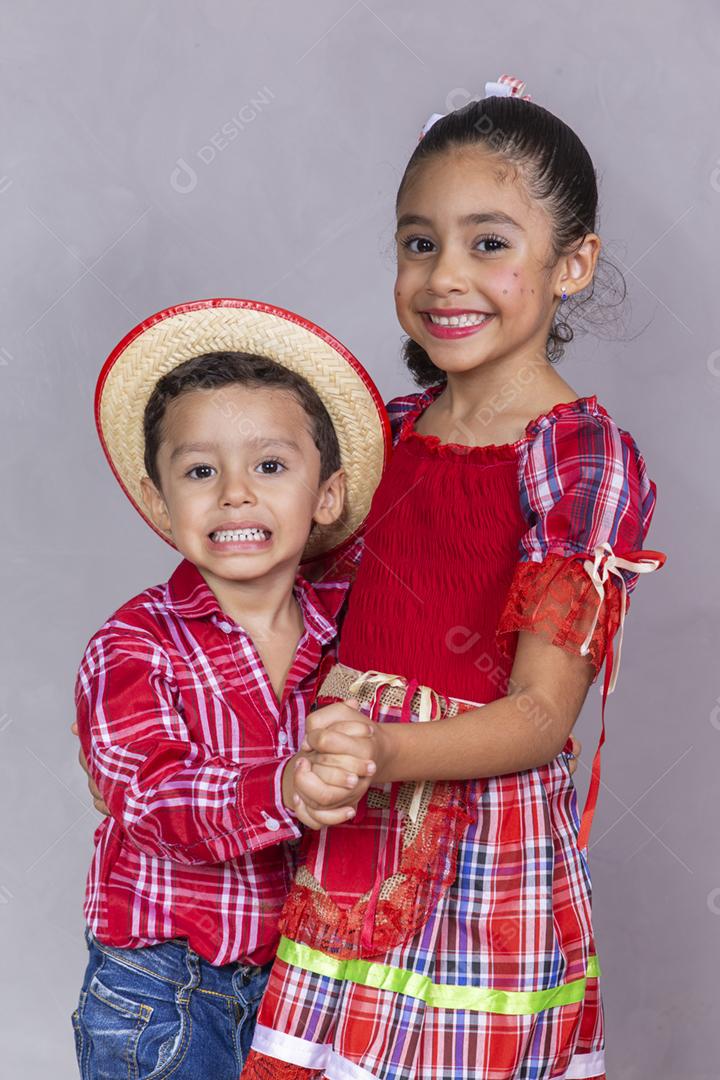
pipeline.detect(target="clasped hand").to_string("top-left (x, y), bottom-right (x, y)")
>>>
top-left (282, 698), bottom-right (384, 830)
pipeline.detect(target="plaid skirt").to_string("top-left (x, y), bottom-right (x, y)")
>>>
top-left (244, 664), bottom-right (605, 1080)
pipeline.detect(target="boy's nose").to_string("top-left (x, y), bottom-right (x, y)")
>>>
top-left (219, 475), bottom-right (257, 507)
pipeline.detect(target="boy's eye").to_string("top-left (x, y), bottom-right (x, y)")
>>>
top-left (400, 235), bottom-right (435, 254)
top-left (255, 459), bottom-right (286, 475)
top-left (186, 464), bottom-right (216, 480)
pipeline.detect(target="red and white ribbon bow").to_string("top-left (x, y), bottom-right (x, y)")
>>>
top-left (579, 542), bottom-right (665, 695)
top-left (419, 73), bottom-right (532, 141)
top-left (484, 74), bottom-right (532, 101)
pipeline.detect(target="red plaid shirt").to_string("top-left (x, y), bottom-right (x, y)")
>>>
top-left (76, 558), bottom-right (349, 966)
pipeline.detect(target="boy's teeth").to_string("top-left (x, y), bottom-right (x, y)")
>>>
top-left (428, 313), bottom-right (491, 327)
top-left (211, 528), bottom-right (270, 543)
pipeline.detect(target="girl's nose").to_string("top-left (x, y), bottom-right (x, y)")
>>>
top-left (426, 249), bottom-right (469, 297)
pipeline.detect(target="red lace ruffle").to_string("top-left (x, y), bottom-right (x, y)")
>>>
top-left (241, 1050), bottom-right (322, 1079)
top-left (279, 776), bottom-right (475, 960)
top-left (496, 552), bottom-right (624, 677)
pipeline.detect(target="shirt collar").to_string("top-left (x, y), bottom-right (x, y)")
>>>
top-left (165, 558), bottom-right (348, 645)
top-left (294, 572), bottom-right (350, 644)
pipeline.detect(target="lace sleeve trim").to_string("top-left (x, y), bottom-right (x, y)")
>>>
top-left (497, 552), bottom-right (625, 676)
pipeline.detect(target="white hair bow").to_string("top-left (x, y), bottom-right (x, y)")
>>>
top-left (419, 74), bottom-right (532, 141)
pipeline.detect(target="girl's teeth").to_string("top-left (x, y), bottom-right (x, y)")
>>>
top-left (428, 313), bottom-right (491, 327)
top-left (211, 529), bottom-right (270, 543)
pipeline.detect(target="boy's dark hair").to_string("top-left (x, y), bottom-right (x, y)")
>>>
top-left (396, 96), bottom-right (627, 385)
top-left (143, 351), bottom-right (342, 489)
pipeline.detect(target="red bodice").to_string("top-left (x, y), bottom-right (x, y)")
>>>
top-left (338, 427), bottom-right (526, 704)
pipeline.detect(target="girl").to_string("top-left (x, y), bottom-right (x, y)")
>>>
top-left (242, 75), bottom-right (665, 1079)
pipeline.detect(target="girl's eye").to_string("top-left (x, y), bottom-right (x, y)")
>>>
top-left (400, 234), bottom-right (509, 254)
top-left (475, 234), bottom-right (509, 253)
top-left (186, 464), bottom-right (216, 480)
top-left (399, 235), bottom-right (436, 255)
top-left (255, 459), bottom-right (286, 475)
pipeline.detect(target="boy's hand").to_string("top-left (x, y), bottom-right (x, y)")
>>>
top-left (71, 721), bottom-right (110, 816)
top-left (282, 753), bottom-right (358, 830)
top-left (281, 700), bottom-right (378, 830)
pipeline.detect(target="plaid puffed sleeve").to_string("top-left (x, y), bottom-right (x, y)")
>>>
top-left (497, 404), bottom-right (665, 852)
top-left (497, 404), bottom-right (664, 680)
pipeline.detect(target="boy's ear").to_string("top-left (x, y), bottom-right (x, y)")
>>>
top-left (140, 476), bottom-right (173, 537)
top-left (313, 468), bottom-right (346, 528)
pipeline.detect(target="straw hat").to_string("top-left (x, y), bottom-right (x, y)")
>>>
top-left (95, 298), bottom-right (391, 562)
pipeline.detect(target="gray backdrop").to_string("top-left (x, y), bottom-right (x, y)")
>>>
top-left (1, 2), bottom-right (717, 1076)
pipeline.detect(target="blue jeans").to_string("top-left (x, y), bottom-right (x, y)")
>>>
top-left (72, 926), bottom-right (271, 1079)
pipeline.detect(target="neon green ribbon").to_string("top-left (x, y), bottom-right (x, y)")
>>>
top-left (277, 938), bottom-right (601, 1016)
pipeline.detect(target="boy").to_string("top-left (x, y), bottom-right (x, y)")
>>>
top-left (72, 299), bottom-right (389, 1079)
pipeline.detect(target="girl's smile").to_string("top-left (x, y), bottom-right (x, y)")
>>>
top-left (421, 308), bottom-right (496, 338)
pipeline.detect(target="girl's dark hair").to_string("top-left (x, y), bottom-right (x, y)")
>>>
top-left (396, 96), bottom-right (626, 385)
top-left (143, 351), bottom-right (342, 489)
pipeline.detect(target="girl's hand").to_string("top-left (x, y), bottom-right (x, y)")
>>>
top-left (305, 721), bottom-right (383, 793)
top-left (71, 721), bottom-right (110, 816)
top-left (302, 698), bottom-right (380, 793)
top-left (302, 700), bottom-right (374, 758)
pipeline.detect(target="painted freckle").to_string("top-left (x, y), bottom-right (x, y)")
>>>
top-left (502, 289), bottom-right (508, 295)
top-left (513, 272), bottom-right (519, 277)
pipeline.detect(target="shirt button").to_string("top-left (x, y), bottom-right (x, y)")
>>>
top-left (278, 731), bottom-right (288, 746)
top-left (218, 621), bottom-right (233, 634)
top-left (264, 816), bottom-right (280, 832)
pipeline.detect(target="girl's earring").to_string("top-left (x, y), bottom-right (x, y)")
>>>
top-left (561, 288), bottom-right (568, 302)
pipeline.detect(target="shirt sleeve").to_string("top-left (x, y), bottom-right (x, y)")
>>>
top-left (75, 631), bottom-right (301, 864)
top-left (496, 409), bottom-right (661, 678)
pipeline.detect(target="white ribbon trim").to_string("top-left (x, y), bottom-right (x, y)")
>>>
top-left (419, 111), bottom-right (446, 138)
top-left (484, 81), bottom-right (514, 98)
top-left (580, 542), bottom-right (664, 694)
top-left (485, 74), bottom-right (531, 100)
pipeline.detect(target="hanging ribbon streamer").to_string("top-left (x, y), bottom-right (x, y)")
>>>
top-left (537, 543), bottom-right (666, 852)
